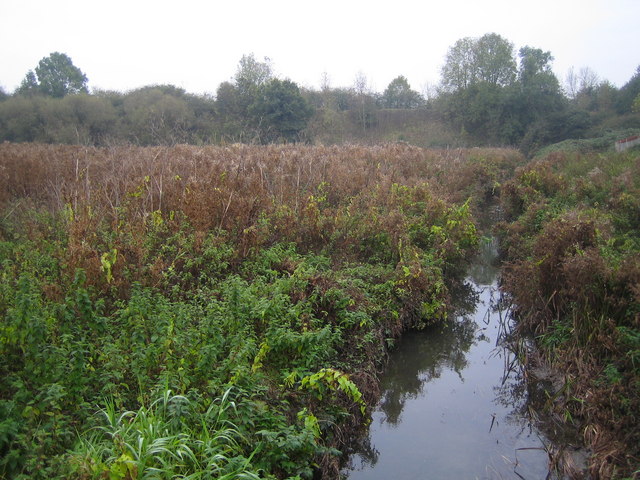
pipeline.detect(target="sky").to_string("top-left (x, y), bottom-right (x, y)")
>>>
top-left (1, 0), bottom-right (638, 96)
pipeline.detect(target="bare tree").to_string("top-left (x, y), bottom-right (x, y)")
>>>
top-left (565, 67), bottom-right (579, 99)
top-left (353, 71), bottom-right (371, 132)
top-left (578, 67), bottom-right (600, 93)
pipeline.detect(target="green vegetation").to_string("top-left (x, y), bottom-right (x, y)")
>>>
top-left (498, 149), bottom-right (640, 478)
top-left (0, 143), bottom-right (519, 479)
top-left (2, 44), bottom-right (639, 152)
top-left (17, 52), bottom-right (89, 98)
top-left (2, 32), bottom-right (640, 480)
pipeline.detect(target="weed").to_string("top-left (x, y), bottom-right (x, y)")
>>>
top-left (0, 143), bottom-right (519, 478)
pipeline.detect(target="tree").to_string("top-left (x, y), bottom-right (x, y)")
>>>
top-left (16, 71), bottom-right (39, 96)
top-left (213, 54), bottom-right (277, 142)
top-left (591, 81), bottom-right (618, 113)
top-left (633, 93), bottom-right (640, 113)
top-left (122, 86), bottom-right (194, 145)
top-left (437, 37), bottom-right (573, 151)
top-left (565, 67), bottom-right (579, 99)
top-left (215, 55), bottom-right (313, 143)
top-left (518, 47), bottom-right (555, 84)
top-left (569, 67), bottom-right (609, 111)
top-left (441, 37), bottom-right (477, 91)
top-left (616, 65), bottom-right (640, 114)
top-left (474, 33), bottom-right (517, 87)
top-left (352, 72), bottom-right (378, 130)
top-left (234, 54), bottom-right (273, 98)
top-left (0, 95), bottom-right (47, 142)
top-left (249, 79), bottom-right (314, 143)
top-left (441, 33), bottom-right (516, 91)
top-left (517, 46), bottom-right (564, 117)
top-left (577, 67), bottom-right (599, 94)
top-left (18, 52), bottom-right (88, 98)
top-left (438, 34), bottom-right (518, 144)
top-left (515, 47), bottom-right (568, 155)
top-left (381, 76), bottom-right (423, 109)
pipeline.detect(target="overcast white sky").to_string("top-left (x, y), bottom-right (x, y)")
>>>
top-left (1, 0), bottom-right (638, 96)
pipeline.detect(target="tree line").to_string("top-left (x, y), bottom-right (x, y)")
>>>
top-left (1, 36), bottom-right (639, 154)
top-left (435, 33), bottom-right (640, 154)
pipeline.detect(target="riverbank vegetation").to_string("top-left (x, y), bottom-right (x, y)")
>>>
top-left (498, 147), bottom-right (640, 478)
top-left (2, 32), bottom-right (640, 480)
top-left (0, 143), bottom-right (522, 479)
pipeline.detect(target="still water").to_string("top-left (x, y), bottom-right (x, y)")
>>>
top-left (343, 239), bottom-right (554, 479)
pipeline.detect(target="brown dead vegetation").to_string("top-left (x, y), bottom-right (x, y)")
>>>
top-left (499, 151), bottom-right (640, 479)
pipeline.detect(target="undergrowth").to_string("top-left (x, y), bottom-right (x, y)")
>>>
top-left (498, 149), bottom-right (640, 478)
top-left (0, 143), bottom-right (520, 479)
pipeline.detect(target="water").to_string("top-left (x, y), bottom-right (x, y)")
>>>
top-left (343, 238), bottom-right (555, 479)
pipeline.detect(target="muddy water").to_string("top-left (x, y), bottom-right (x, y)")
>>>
top-left (343, 239), bottom-right (555, 479)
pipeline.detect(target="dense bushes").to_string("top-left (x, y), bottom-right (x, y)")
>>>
top-left (0, 143), bottom-right (519, 478)
top-left (498, 149), bottom-right (640, 478)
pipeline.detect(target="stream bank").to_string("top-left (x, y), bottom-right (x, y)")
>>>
top-left (341, 237), bottom-right (589, 479)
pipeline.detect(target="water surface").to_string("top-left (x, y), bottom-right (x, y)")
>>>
top-left (343, 239), bottom-right (553, 479)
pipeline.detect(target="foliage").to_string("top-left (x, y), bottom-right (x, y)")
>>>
top-left (436, 39), bottom-right (568, 150)
top-left (2, 49), bottom-right (639, 154)
top-left (440, 33), bottom-right (516, 92)
top-left (380, 76), bottom-right (424, 109)
top-left (616, 65), bottom-right (640, 114)
top-left (533, 128), bottom-right (640, 158)
top-left (122, 86), bottom-right (197, 145)
top-left (234, 54), bottom-right (274, 97)
top-left (0, 143), bottom-right (514, 478)
top-left (498, 149), bottom-right (640, 478)
top-left (17, 52), bottom-right (88, 98)
top-left (249, 79), bottom-right (314, 143)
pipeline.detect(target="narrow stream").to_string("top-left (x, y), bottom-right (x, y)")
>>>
top-left (343, 238), bottom-right (556, 479)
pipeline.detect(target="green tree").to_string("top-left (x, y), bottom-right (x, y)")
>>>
top-left (441, 37), bottom-right (477, 91)
top-left (515, 47), bottom-right (571, 155)
top-left (441, 33), bottom-right (516, 91)
top-left (518, 47), bottom-right (554, 83)
top-left (381, 76), bottom-right (424, 109)
top-left (616, 66), bottom-right (640, 114)
top-left (249, 78), bottom-right (314, 143)
top-left (18, 52), bottom-right (88, 98)
top-left (214, 54), bottom-right (276, 142)
top-left (16, 71), bottom-right (39, 96)
top-left (56, 94), bottom-right (118, 144)
top-left (438, 34), bottom-right (518, 144)
top-left (516, 46), bottom-right (564, 120)
top-left (215, 81), bottom-right (246, 140)
top-left (633, 93), bottom-right (640, 113)
top-left (474, 33), bottom-right (517, 87)
top-left (234, 54), bottom-right (273, 100)
top-left (0, 96), bottom-right (46, 142)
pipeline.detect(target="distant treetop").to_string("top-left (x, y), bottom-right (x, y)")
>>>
top-left (441, 33), bottom-right (516, 91)
top-left (18, 52), bottom-right (88, 98)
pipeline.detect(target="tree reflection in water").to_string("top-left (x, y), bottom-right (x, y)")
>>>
top-left (377, 237), bottom-right (499, 429)
top-left (343, 237), bottom-right (560, 479)
top-left (378, 315), bottom-right (478, 427)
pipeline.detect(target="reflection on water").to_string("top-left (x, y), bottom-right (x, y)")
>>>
top-left (343, 238), bottom-right (556, 480)
top-left (378, 316), bottom-right (477, 428)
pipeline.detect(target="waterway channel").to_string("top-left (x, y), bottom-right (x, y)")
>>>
top-left (342, 238), bottom-right (558, 479)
